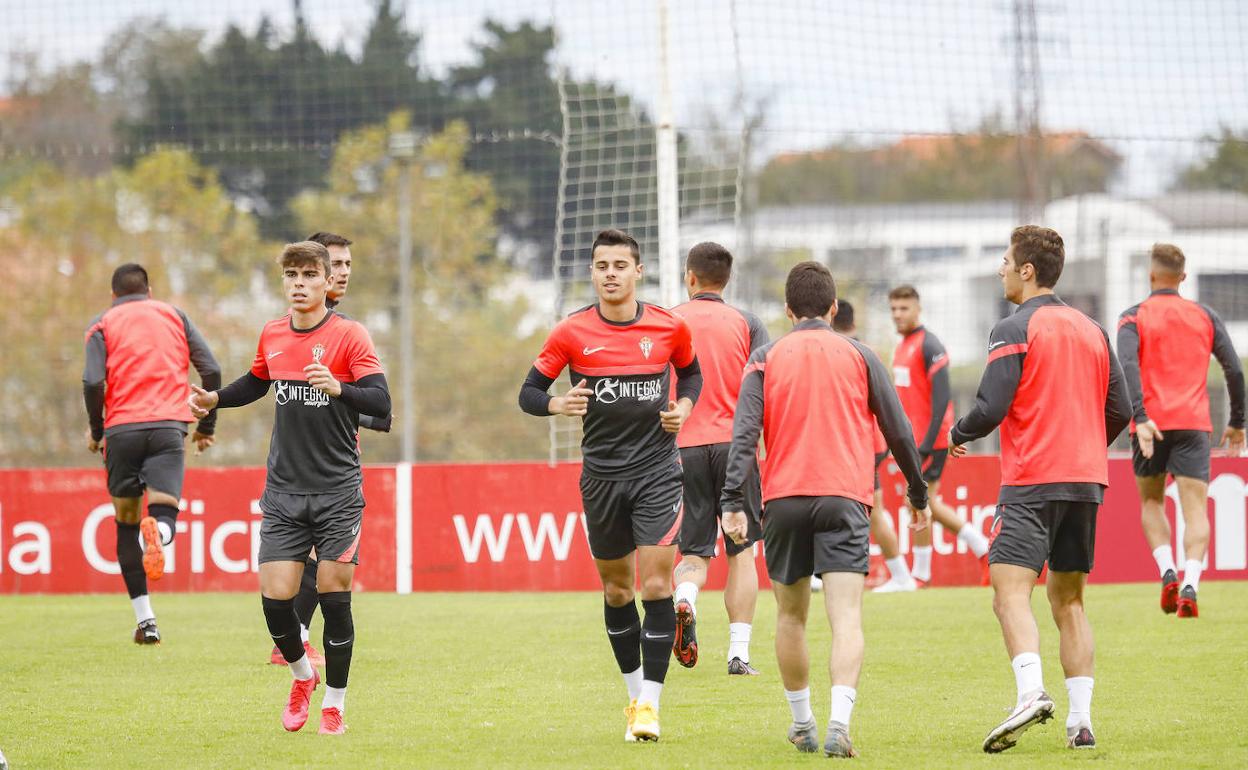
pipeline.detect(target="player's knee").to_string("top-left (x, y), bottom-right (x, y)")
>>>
top-left (638, 574), bottom-right (670, 600)
top-left (603, 583), bottom-right (634, 607)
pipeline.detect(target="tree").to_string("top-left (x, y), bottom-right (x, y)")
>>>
top-left (1176, 127), bottom-right (1248, 193)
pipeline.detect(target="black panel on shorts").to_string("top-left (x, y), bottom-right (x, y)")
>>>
top-left (762, 495), bottom-right (870, 583)
top-left (988, 499), bottom-right (1098, 574)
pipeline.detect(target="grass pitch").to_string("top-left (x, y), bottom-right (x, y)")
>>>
top-left (2, 582), bottom-right (1246, 768)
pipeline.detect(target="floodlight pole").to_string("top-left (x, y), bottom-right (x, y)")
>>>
top-left (389, 130), bottom-right (418, 463)
top-left (656, 0), bottom-right (681, 308)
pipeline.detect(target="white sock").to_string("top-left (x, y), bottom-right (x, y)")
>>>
top-left (728, 622), bottom-right (751, 662)
top-left (912, 546), bottom-right (933, 581)
top-left (322, 686), bottom-right (346, 713)
top-left (1011, 652), bottom-right (1044, 704)
top-left (885, 556), bottom-right (912, 582)
top-left (1182, 559), bottom-right (1203, 592)
top-left (639, 680), bottom-right (663, 710)
top-left (1065, 676), bottom-right (1093, 729)
top-left (785, 687), bottom-right (814, 724)
top-left (830, 685), bottom-right (857, 727)
top-left (673, 581), bottom-right (699, 614)
top-left (1152, 545), bottom-right (1177, 578)
top-left (156, 520), bottom-right (174, 546)
top-left (289, 654), bottom-right (314, 682)
top-left (300, 624), bottom-right (310, 644)
top-left (623, 666), bottom-right (643, 701)
top-left (131, 594), bottom-right (155, 624)
top-left (958, 523), bottom-right (990, 558)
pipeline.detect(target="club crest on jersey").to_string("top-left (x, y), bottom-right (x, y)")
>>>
top-left (639, 336), bottom-right (653, 359)
top-left (311, 343), bottom-right (326, 364)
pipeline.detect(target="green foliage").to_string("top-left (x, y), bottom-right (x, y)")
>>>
top-left (1177, 127), bottom-right (1248, 193)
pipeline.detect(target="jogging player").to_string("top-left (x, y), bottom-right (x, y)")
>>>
top-left (889, 285), bottom-right (990, 584)
top-left (1117, 243), bottom-right (1245, 618)
top-left (83, 263), bottom-right (221, 644)
top-left (189, 241), bottom-right (390, 735)
top-left (950, 226), bottom-right (1131, 753)
top-left (669, 242), bottom-right (767, 675)
top-left (722, 262), bottom-right (931, 759)
top-left (518, 229), bottom-right (702, 742)
top-left (267, 231), bottom-right (392, 669)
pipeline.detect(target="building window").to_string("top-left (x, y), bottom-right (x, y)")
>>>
top-left (827, 246), bottom-right (889, 271)
top-left (1199, 273), bottom-right (1248, 321)
top-left (980, 244), bottom-right (1008, 258)
top-left (905, 245), bottom-right (966, 263)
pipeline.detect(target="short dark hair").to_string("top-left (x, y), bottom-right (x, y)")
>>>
top-left (685, 242), bottom-right (733, 287)
top-left (278, 241), bottom-right (332, 278)
top-left (111, 263), bottom-right (149, 296)
top-left (591, 229), bottom-right (641, 263)
top-left (832, 299), bottom-right (855, 332)
top-left (1009, 225), bottom-right (1065, 288)
top-left (888, 284), bottom-right (919, 302)
top-left (785, 261), bottom-right (837, 319)
top-left (1151, 243), bottom-right (1185, 274)
top-left (306, 231), bottom-right (353, 248)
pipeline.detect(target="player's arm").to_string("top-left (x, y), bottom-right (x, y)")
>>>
top-left (1207, 306), bottom-right (1245, 454)
top-left (660, 318), bottom-right (702, 432)
top-left (334, 374), bottom-right (391, 418)
top-left (950, 319), bottom-right (1026, 447)
top-left (746, 311), bottom-right (771, 352)
top-left (179, 310), bottom-right (223, 436)
top-left (918, 333), bottom-right (951, 454)
top-left (1102, 328), bottom-right (1132, 445)
top-left (720, 348), bottom-right (767, 540)
top-left (518, 325), bottom-right (590, 417)
top-left (1115, 308), bottom-right (1148, 424)
top-left (855, 340), bottom-right (928, 514)
top-left (303, 324), bottom-right (391, 418)
top-left (358, 413), bottom-right (392, 433)
top-left (189, 339), bottom-right (272, 417)
top-left (82, 321), bottom-right (106, 451)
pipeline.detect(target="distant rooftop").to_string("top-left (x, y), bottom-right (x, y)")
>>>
top-left (1143, 191), bottom-right (1248, 230)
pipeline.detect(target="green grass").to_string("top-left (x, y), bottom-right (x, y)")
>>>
top-left (3, 583), bottom-right (1246, 768)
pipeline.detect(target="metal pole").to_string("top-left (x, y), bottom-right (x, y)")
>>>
top-left (397, 158), bottom-right (415, 462)
top-left (655, 0), bottom-right (681, 308)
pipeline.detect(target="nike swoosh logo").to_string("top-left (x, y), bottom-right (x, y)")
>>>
top-left (606, 627), bottom-right (635, 636)
top-left (644, 632), bottom-right (671, 640)
top-left (271, 633), bottom-right (287, 639)
top-left (987, 341), bottom-right (1007, 351)
top-left (582, 346), bottom-right (606, 355)
top-left (328, 638), bottom-right (353, 647)
top-left (267, 351), bottom-right (284, 359)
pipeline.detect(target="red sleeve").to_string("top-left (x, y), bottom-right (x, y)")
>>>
top-left (671, 316), bottom-right (696, 368)
top-left (533, 323), bottom-right (570, 379)
top-left (346, 323), bottom-right (384, 381)
top-left (250, 332), bottom-right (270, 379)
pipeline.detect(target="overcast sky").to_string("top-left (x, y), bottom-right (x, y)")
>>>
top-left (4, 0), bottom-right (1245, 195)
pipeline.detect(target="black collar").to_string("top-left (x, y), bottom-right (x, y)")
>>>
top-left (290, 309), bottom-right (335, 334)
top-left (111, 293), bottom-right (148, 306)
top-left (595, 301), bottom-right (644, 327)
top-left (692, 292), bottom-right (725, 303)
top-left (1150, 288), bottom-right (1180, 297)
top-left (792, 317), bottom-right (832, 332)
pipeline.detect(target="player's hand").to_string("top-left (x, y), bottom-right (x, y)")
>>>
top-left (659, 399), bottom-right (691, 434)
top-left (305, 363), bottom-right (342, 397)
top-left (552, 379), bottom-right (591, 417)
top-left (1219, 426), bottom-right (1245, 457)
top-left (87, 435), bottom-right (102, 454)
top-left (949, 442), bottom-right (968, 459)
top-left (188, 384), bottom-right (219, 419)
top-left (722, 510), bottom-right (750, 545)
top-left (191, 431), bottom-right (215, 455)
top-left (910, 505), bottom-right (932, 532)
top-left (1136, 420), bottom-right (1163, 459)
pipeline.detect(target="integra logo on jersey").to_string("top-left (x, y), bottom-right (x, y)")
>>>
top-left (274, 380), bottom-right (331, 408)
top-left (594, 377), bottom-right (663, 404)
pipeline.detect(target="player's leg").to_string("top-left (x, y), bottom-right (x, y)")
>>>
top-left (291, 557), bottom-right (323, 662)
top-left (257, 490), bottom-right (319, 732)
top-left (929, 471), bottom-right (990, 575)
top-left (773, 577), bottom-right (816, 752)
top-left (871, 488), bottom-right (916, 592)
top-left (671, 446), bottom-right (714, 668)
top-left (1134, 431), bottom-right (1180, 612)
top-left (138, 428), bottom-right (190, 580)
top-left (722, 450), bottom-right (762, 674)
top-left (1046, 502), bottom-right (1097, 748)
top-left (983, 502), bottom-right (1055, 753)
top-left (103, 432), bottom-right (159, 642)
top-left (1171, 431), bottom-right (1213, 617)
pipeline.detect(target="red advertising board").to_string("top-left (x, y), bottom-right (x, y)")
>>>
top-left (0, 457), bottom-right (1244, 593)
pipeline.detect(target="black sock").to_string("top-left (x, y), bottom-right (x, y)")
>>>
top-left (116, 522), bottom-right (147, 599)
top-left (261, 596), bottom-right (305, 665)
top-left (319, 591), bottom-right (354, 689)
top-left (641, 598), bottom-right (676, 684)
top-left (294, 559), bottom-right (319, 632)
top-left (604, 600), bottom-right (642, 674)
top-left (148, 503), bottom-right (178, 545)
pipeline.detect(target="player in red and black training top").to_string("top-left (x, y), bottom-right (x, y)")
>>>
top-left (888, 285), bottom-right (991, 585)
top-left (667, 242), bottom-right (767, 675)
top-left (518, 229), bottom-right (702, 743)
top-left (1117, 242), bottom-right (1245, 618)
top-left (83, 263), bottom-right (221, 645)
top-left (720, 262), bottom-right (931, 759)
top-left (264, 231), bottom-right (393, 670)
top-left (189, 242), bottom-right (390, 737)
top-left (950, 226), bottom-right (1131, 754)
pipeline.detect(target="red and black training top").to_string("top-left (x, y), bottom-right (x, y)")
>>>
top-left (1117, 288), bottom-right (1245, 433)
top-left (721, 318), bottom-right (928, 512)
top-left (951, 294), bottom-right (1132, 504)
top-left (892, 326), bottom-right (954, 452)
top-left (520, 302), bottom-right (702, 480)
top-left (671, 292), bottom-right (768, 448)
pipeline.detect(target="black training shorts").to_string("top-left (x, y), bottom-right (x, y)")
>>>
top-left (921, 449), bottom-right (948, 483)
top-left (580, 462), bottom-right (684, 561)
top-left (989, 499), bottom-right (1097, 574)
top-left (1131, 430), bottom-right (1211, 482)
top-left (258, 486), bottom-right (366, 565)
top-left (762, 495), bottom-right (871, 584)
top-left (679, 443), bottom-right (762, 558)
top-left (103, 427), bottom-right (186, 499)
